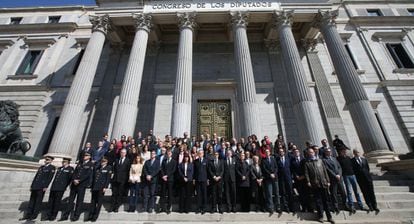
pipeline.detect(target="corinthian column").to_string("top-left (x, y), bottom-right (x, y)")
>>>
top-left (47, 15), bottom-right (109, 160)
top-left (273, 10), bottom-right (322, 146)
top-left (231, 11), bottom-right (261, 138)
top-left (111, 13), bottom-right (152, 139)
top-left (314, 10), bottom-right (392, 159)
top-left (171, 12), bottom-right (196, 137)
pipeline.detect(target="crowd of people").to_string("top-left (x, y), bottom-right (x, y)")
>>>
top-left (21, 131), bottom-right (380, 224)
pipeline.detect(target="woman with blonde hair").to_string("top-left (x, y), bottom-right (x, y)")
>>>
top-left (128, 154), bottom-right (144, 212)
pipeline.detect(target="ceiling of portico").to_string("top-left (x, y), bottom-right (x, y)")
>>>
top-left (109, 11), bottom-right (312, 44)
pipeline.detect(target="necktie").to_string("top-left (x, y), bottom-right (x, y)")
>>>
top-left (282, 157), bottom-right (285, 166)
top-left (358, 157), bottom-right (362, 166)
top-left (215, 159), bottom-right (218, 168)
top-left (184, 164), bottom-right (187, 176)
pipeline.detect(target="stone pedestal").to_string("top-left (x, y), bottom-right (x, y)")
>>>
top-left (47, 15), bottom-right (109, 160)
top-left (111, 13), bottom-right (152, 139)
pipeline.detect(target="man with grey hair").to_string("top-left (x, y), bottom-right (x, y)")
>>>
top-left (110, 148), bottom-right (131, 212)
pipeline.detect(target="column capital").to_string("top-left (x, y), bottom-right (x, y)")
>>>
top-left (133, 13), bottom-right (152, 33)
top-left (89, 14), bottom-right (111, 34)
top-left (177, 12), bottom-right (197, 31)
top-left (272, 10), bottom-right (294, 28)
top-left (230, 11), bottom-right (249, 29)
top-left (312, 10), bottom-right (338, 29)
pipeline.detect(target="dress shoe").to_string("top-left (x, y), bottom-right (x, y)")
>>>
top-left (49, 216), bottom-right (56, 221)
top-left (275, 208), bottom-right (282, 214)
top-left (318, 217), bottom-right (324, 223)
top-left (328, 218), bottom-right (336, 224)
top-left (201, 210), bottom-right (205, 215)
top-left (166, 210), bottom-right (171, 214)
top-left (70, 216), bottom-right (79, 222)
top-left (374, 208), bottom-right (380, 213)
top-left (58, 216), bottom-right (68, 221)
top-left (113, 208), bottom-right (119, 213)
top-left (219, 209), bottom-right (223, 214)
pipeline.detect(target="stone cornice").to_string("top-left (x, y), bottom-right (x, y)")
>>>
top-left (349, 16), bottom-right (414, 26)
top-left (0, 5), bottom-right (95, 12)
top-left (0, 22), bottom-right (78, 34)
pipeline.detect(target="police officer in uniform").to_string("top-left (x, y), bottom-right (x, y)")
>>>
top-left (61, 152), bottom-right (94, 221)
top-left (20, 155), bottom-right (56, 221)
top-left (46, 157), bottom-right (74, 221)
top-left (88, 157), bottom-right (112, 222)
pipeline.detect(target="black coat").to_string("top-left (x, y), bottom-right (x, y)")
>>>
top-left (323, 156), bottom-right (342, 182)
top-left (193, 158), bottom-right (208, 182)
top-left (72, 160), bottom-right (94, 188)
top-left (290, 156), bottom-right (305, 179)
top-left (50, 165), bottom-right (74, 191)
top-left (261, 156), bottom-right (278, 180)
top-left (161, 158), bottom-right (177, 182)
top-left (208, 158), bottom-right (224, 181)
top-left (178, 162), bottom-right (193, 182)
top-left (223, 157), bottom-right (236, 182)
top-left (351, 157), bottom-right (372, 182)
top-left (92, 165), bottom-right (112, 191)
top-left (31, 164), bottom-right (56, 190)
top-left (112, 157), bottom-right (131, 184)
top-left (142, 158), bottom-right (160, 184)
top-left (236, 160), bottom-right (251, 187)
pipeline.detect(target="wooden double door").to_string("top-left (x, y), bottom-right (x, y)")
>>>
top-left (197, 100), bottom-right (232, 140)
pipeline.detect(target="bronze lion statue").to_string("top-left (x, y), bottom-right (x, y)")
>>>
top-left (0, 100), bottom-right (31, 155)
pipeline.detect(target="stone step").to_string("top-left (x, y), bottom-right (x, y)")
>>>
top-left (373, 180), bottom-right (414, 187)
top-left (4, 209), bottom-right (414, 222)
top-left (0, 218), bottom-right (407, 224)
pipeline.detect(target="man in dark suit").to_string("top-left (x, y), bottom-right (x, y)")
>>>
top-left (46, 157), bottom-right (73, 221)
top-left (223, 149), bottom-right (237, 212)
top-left (276, 148), bottom-right (293, 213)
top-left (351, 149), bottom-right (379, 212)
top-left (89, 157), bottom-right (112, 221)
top-left (21, 155), bottom-right (56, 221)
top-left (262, 148), bottom-right (281, 214)
top-left (110, 148), bottom-right (131, 212)
top-left (160, 149), bottom-right (177, 214)
top-left (323, 148), bottom-right (346, 213)
top-left (208, 151), bottom-right (224, 213)
top-left (193, 150), bottom-right (208, 214)
top-left (61, 153), bottom-right (94, 221)
top-left (290, 148), bottom-right (309, 212)
top-left (142, 150), bottom-right (160, 213)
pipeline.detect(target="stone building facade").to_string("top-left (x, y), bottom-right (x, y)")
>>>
top-left (0, 0), bottom-right (413, 162)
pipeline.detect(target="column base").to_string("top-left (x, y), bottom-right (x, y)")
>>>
top-left (365, 150), bottom-right (398, 164)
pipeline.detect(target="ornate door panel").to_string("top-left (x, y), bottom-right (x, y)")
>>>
top-left (197, 100), bottom-right (232, 140)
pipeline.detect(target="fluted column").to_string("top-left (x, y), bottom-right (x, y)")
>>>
top-left (273, 10), bottom-right (322, 146)
top-left (111, 13), bottom-right (152, 139)
top-left (314, 10), bottom-right (392, 158)
top-left (231, 11), bottom-right (261, 138)
top-left (47, 15), bottom-right (109, 160)
top-left (171, 12), bottom-right (196, 137)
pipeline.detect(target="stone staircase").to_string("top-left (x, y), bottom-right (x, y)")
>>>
top-left (0, 165), bottom-right (413, 224)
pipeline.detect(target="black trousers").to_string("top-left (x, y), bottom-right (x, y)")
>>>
top-left (26, 189), bottom-right (45, 219)
top-left (179, 181), bottom-right (193, 212)
top-left (224, 180), bottom-right (236, 210)
top-left (111, 182), bottom-right (127, 209)
top-left (329, 179), bottom-right (346, 209)
top-left (143, 182), bottom-right (157, 211)
top-left (210, 180), bottom-right (223, 211)
top-left (238, 186), bottom-right (250, 212)
top-left (63, 186), bottom-right (87, 218)
top-left (251, 183), bottom-right (264, 210)
top-left (358, 179), bottom-right (377, 209)
top-left (90, 190), bottom-right (105, 219)
top-left (47, 190), bottom-right (64, 219)
top-left (313, 187), bottom-right (332, 220)
top-left (279, 180), bottom-right (293, 211)
top-left (160, 181), bottom-right (174, 211)
top-left (196, 181), bottom-right (207, 211)
top-left (294, 180), bottom-right (311, 212)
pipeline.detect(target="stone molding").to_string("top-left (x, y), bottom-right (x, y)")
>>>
top-left (177, 12), bottom-right (197, 31)
top-left (230, 11), bottom-right (249, 29)
top-left (133, 13), bottom-right (152, 33)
